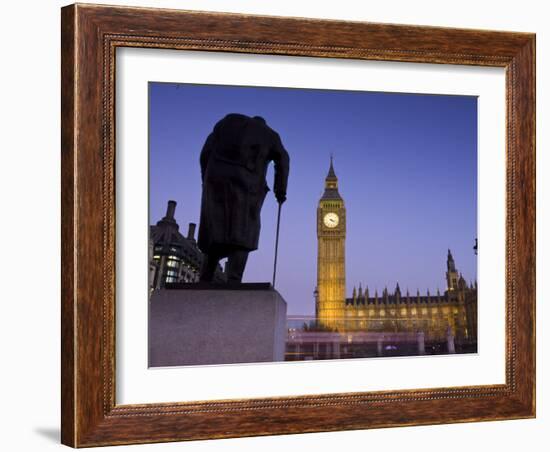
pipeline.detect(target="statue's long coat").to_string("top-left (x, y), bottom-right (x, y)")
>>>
top-left (198, 114), bottom-right (290, 255)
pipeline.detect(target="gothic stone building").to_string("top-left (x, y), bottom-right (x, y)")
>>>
top-left (315, 160), bottom-right (477, 343)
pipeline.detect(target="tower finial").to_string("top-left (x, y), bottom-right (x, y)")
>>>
top-left (327, 155), bottom-right (336, 179)
top-left (447, 248), bottom-right (456, 272)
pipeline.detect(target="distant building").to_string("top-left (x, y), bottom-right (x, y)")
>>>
top-left (314, 159), bottom-right (477, 343)
top-left (150, 200), bottom-right (226, 289)
top-left (149, 238), bottom-right (158, 293)
top-left (336, 252), bottom-right (478, 344)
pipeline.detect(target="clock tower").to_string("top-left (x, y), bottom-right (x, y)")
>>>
top-left (316, 157), bottom-right (346, 330)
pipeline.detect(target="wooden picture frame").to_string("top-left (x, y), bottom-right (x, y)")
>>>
top-left (61, 3), bottom-right (535, 447)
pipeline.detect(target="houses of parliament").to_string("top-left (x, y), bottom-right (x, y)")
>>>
top-left (315, 159), bottom-right (478, 343)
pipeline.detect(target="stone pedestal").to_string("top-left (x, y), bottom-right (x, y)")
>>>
top-left (149, 285), bottom-right (287, 367)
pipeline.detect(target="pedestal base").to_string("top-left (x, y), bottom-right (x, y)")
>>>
top-left (149, 286), bottom-right (287, 367)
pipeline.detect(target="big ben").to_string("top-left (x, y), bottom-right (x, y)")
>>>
top-left (316, 157), bottom-right (346, 330)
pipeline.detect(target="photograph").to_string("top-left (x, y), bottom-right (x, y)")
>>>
top-left (147, 82), bottom-right (478, 367)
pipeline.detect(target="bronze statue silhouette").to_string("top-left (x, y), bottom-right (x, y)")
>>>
top-left (198, 114), bottom-right (290, 283)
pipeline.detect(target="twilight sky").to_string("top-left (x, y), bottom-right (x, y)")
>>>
top-left (149, 82), bottom-right (477, 315)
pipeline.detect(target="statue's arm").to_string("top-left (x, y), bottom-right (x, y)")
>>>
top-left (272, 133), bottom-right (290, 201)
top-left (200, 133), bottom-right (214, 182)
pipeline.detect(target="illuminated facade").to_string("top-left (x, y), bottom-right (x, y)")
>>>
top-left (339, 260), bottom-right (478, 342)
top-left (314, 161), bottom-right (477, 343)
top-left (315, 157), bottom-right (347, 327)
top-left (150, 200), bottom-right (225, 290)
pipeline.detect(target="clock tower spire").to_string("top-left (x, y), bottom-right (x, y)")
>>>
top-left (316, 157), bottom-right (346, 330)
top-left (324, 155), bottom-right (340, 193)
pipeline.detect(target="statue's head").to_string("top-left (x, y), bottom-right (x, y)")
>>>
top-left (252, 116), bottom-right (266, 125)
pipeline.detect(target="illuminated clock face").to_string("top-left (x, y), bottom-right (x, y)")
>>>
top-left (323, 212), bottom-right (339, 228)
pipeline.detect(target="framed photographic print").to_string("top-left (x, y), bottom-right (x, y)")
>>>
top-left (61, 3), bottom-right (535, 447)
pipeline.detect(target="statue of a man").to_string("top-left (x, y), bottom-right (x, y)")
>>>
top-left (198, 113), bottom-right (290, 283)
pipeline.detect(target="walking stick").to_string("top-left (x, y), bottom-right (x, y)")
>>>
top-left (272, 201), bottom-right (282, 288)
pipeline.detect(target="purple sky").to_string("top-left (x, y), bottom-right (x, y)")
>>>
top-left (149, 82), bottom-right (477, 315)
